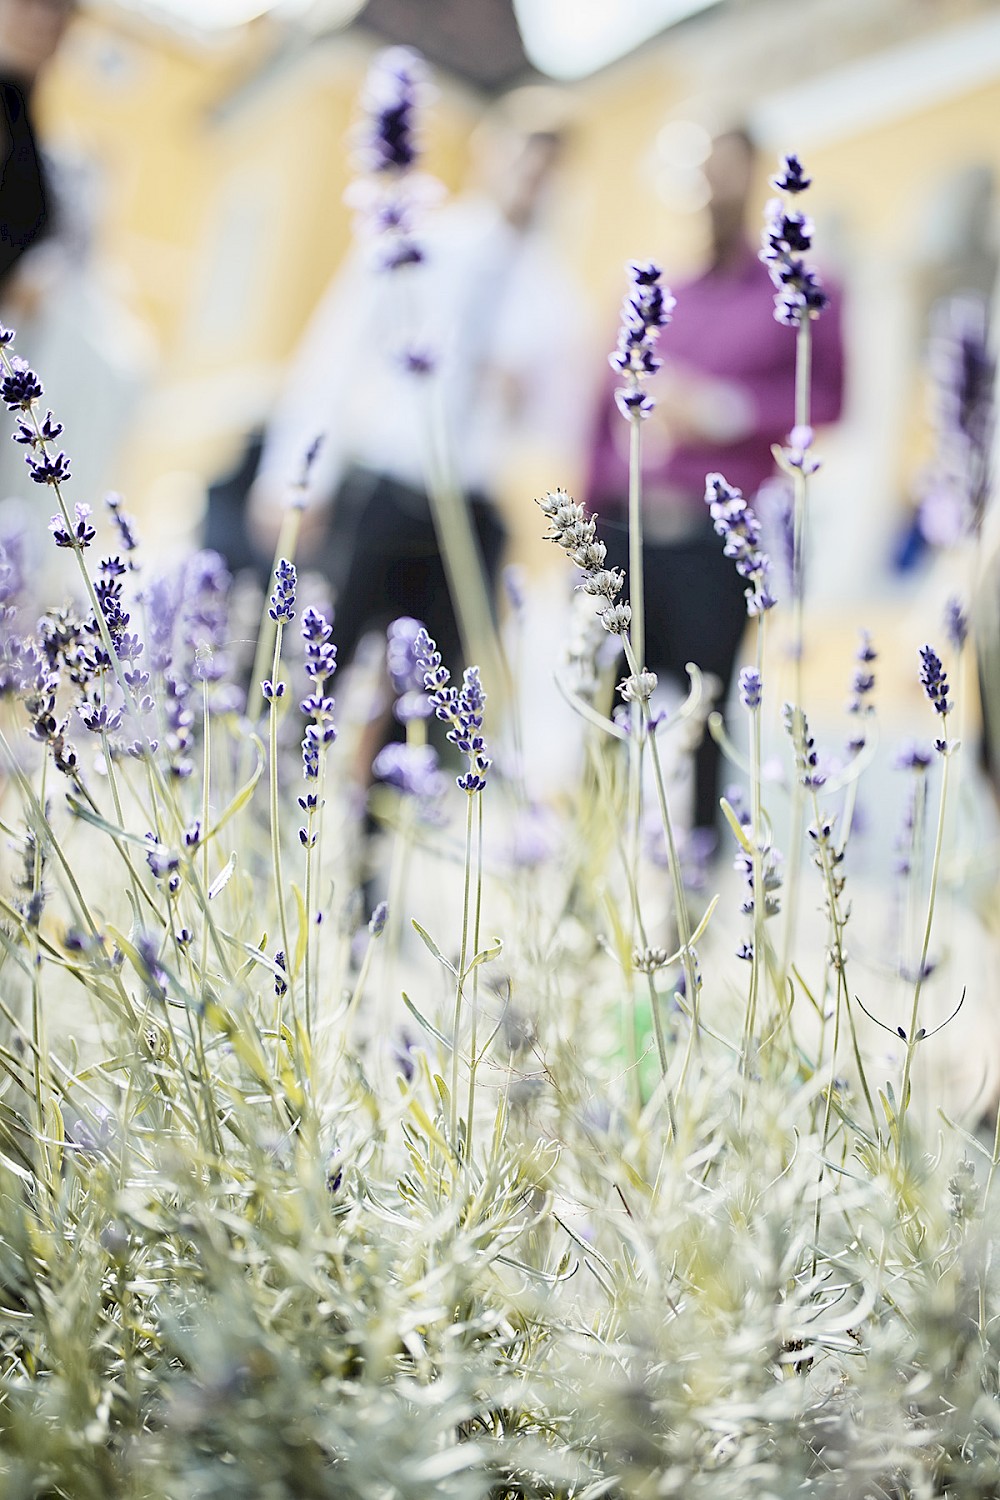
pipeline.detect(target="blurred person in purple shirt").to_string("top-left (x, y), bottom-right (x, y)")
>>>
top-left (585, 127), bottom-right (844, 844)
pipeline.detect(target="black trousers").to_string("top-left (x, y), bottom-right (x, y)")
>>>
top-left (599, 512), bottom-right (748, 834)
top-left (322, 466), bottom-right (507, 679)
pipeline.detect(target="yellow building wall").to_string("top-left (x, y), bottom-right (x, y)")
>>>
top-left (30, 9), bottom-right (1000, 565)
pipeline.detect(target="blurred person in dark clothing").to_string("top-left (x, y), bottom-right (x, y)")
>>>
top-left (0, 0), bottom-right (151, 547)
top-left (247, 88), bottom-right (591, 690)
top-left (0, 0), bottom-right (76, 317)
top-left (585, 128), bottom-right (845, 844)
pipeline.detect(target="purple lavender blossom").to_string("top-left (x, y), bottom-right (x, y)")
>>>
top-left (386, 616), bottom-right (431, 722)
top-left (105, 493), bottom-right (139, 559)
top-left (26, 448), bottom-right (70, 486)
top-left (784, 424), bottom-right (820, 474)
top-left (181, 551), bottom-right (232, 686)
top-left (610, 259), bottom-right (675, 421)
top-left (894, 740), bottom-right (934, 772)
top-left (144, 836), bottom-right (179, 886)
top-left (13, 408), bottom-right (62, 447)
top-left (49, 504), bottom-right (95, 551)
top-left (760, 157), bottom-right (827, 327)
top-left (502, 563), bottom-right (526, 616)
top-left (372, 741), bottom-right (447, 800)
top-left (390, 1028), bottom-right (418, 1082)
top-left (944, 595), bottom-right (968, 653)
top-left (771, 154), bottom-right (811, 194)
top-left (847, 629), bottom-right (877, 752)
top-left (349, 47), bottom-right (432, 275)
top-left (705, 473), bottom-right (776, 615)
top-left (413, 627), bottom-right (491, 793)
top-left (1, 357), bottom-right (43, 411)
top-left (300, 605), bottom-right (337, 779)
top-left (738, 666), bottom-right (762, 710)
top-left (920, 295), bottom-right (995, 539)
top-left (359, 46), bottom-right (424, 174)
top-left (918, 643), bottom-right (951, 717)
top-left (269, 558), bottom-right (296, 625)
top-left (135, 932), bottom-right (168, 1001)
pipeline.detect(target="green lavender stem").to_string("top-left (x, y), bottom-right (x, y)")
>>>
top-left (897, 741), bottom-right (953, 1142)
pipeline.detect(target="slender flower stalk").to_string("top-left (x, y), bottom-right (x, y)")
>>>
top-left (299, 606), bottom-right (337, 1038)
top-left (759, 155), bottom-right (828, 980)
top-left (414, 629), bottom-right (490, 1147)
top-left (610, 265), bottom-right (674, 944)
top-left (897, 646), bottom-right (956, 1141)
top-left (539, 486), bottom-right (697, 1080)
top-left (266, 560), bottom-right (297, 1040)
top-left (705, 472), bottom-right (776, 1054)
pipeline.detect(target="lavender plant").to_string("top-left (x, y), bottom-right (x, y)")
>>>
top-left (0, 87), bottom-right (998, 1500)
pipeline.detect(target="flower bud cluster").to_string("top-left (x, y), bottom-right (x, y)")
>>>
top-left (783, 703), bottom-right (825, 789)
top-left (918, 643), bottom-right (951, 718)
top-left (268, 558), bottom-right (296, 625)
top-left (372, 741), bottom-right (447, 801)
top-left (609, 260), bottom-right (675, 420)
top-left (705, 473), bottom-right (776, 616)
top-left (1, 347), bottom-right (77, 520)
top-left (847, 630), bottom-right (877, 754)
top-left (537, 489), bottom-right (630, 636)
top-left (414, 628), bottom-right (491, 793)
top-left (49, 503), bottom-right (95, 551)
top-left (738, 666), bottom-right (762, 710)
top-left (918, 643), bottom-right (956, 754)
top-left (386, 616), bottom-right (432, 723)
top-left (300, 606), bottom-right (337, 784)
top-left (106, 493), bottom-right (139, 559)
top-left (726, 788), bottom-right (783, 959)
top-left (944, 596), bottom-right (968, 654)
top-left (349, 47), bottom-right (434, 278)
top-left (760, 154), bottom-right (828, 328)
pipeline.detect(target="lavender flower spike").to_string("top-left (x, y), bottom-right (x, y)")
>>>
top-left (760, 154), bottom-right (827, 327)
top-left (350, 46), bottom-right (433, 276)
top-left (705, 473), bottom-right (775, 615)
top-left (944, 596), bottom-right (968, 654)
top-left (738, 666), bottom-right (762, 710)
top-left (918, 644), bottom-right (952, 717)
top-left (1, 356), bottom-right (43, 411)
top-left (413, 627), bottom-right (491, 793)
top-left (771, 154), bottom-right (811, 194)
top-left (300, 605), bottom-right (337, 780)
top-left (359, 46), bottom-right (425, 174)
top-left (610, 260), bottom-right (675, 421)
top-left (268, 558), bottom-right (296, 624)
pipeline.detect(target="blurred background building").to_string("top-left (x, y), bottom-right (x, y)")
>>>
top-left (23, 0), bottom-right (997, 567)
top-left (7, 0), bottom-right (996, 756)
